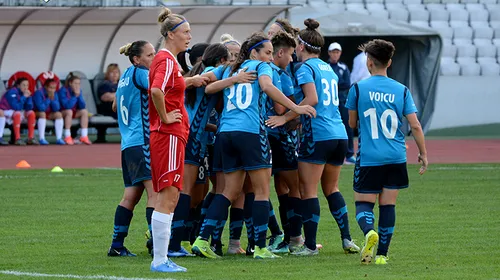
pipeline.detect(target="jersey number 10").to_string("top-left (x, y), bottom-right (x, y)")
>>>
top-left (227, 83), bottom-right (253, 112)
top-left (363, 108), bottom-right (397, 139)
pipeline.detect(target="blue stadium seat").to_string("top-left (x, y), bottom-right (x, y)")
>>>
top-left (388, 7), bottom-right (409, 21)
top-left (479, 60), bottom-right (500, 75)
top-left (442, 44), bottom-right (458, 58)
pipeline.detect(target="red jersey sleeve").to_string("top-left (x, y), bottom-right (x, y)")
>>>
top-left (151, 55), bottom-right (176, 94)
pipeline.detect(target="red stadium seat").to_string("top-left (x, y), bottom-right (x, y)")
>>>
top-left (7, 71), bottom-right (36, 94)
top-left (36, 71), bottom-right (61, 91)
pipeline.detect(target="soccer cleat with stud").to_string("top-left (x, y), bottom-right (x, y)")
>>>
top-left (270, 241), bottom-right (290, 254)
top-left (150, 259), bottom-right (187, 273)
top-left (39, 139), bottom-right (49, 145)
top-left (360, 230), bottom-right (379, 265)
top-left (375, 255), bottom-right (389, 265)
top-left (168, 246), bottom-right (195, 257)
top-left (290, 245), bottom-right (319, 256)
top-left (191, 238), bottom-right (220, 259)
top-left (107, 246), bottom-right (136, 257)
top-left (343, 238), bottom-right (360, 254)
top-left (253, 246), bottom-right (281, 259)
top-left (227, 240), bottom-right (245, 255)
top-left (56, 138), bottom-right (66, 145)
top-left (268, 233), bottom-right (284, 251)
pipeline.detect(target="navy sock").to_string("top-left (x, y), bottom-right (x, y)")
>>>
top-left (377, 205), bottom-right (396, 256)
top-left (327, 192), bottom-right (352, 240)
top-left (268, 200), bottom-right (282, 236)
top-left (211, 219), bottom-right (227, 247)
top-left (199, 192), bottom-right (215, 227)
top-left (244, 193), bottom-right (255, 246)
top-left (229, 207), bottom-right (244, 240)
top-left (278, 194), bottom-right (290, 242)
top-left (253, 200), bottom-right (270, 249)
top-left (287, 196), bottom-right (302, 238)
top-left (183, 207), bottom-right (196, 242)
top-left (191, 203), bottom-right (202, 244)
top-left (146, 207), bottom-right (154, 238)
top-left (302, 198), bottom-right (320, 251)
top-left (355, 201), bottom-right (376, 235)
top-left (169, 193), bottom-right (191, 251)
top-left (199, 194), bottom-right (231, 241)
top-left (111, 205), bottom-right (133, 249)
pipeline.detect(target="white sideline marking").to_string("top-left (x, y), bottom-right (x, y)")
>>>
top-left (430, 166), bottom-right (500, 170)
top-left (0, 270), bottom-right (178, 280)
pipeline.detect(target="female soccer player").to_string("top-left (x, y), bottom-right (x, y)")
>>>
top-left (148, 7), bottom-right (210, 273)
top-left (33, 79), bottom-right (64, 145)
top-left (346, 39), bottom-right (427, 265)
top-left (267, 18), bottom-right (299, 39)
top-left (191, 32), bottom-right (316, 260)
top-left (169, 43), bottom-right (255, 256)
top-left (58, 73), bottom-right (91, 145)
top-left (106, 40), bottom-right (156, 258)
top-left (0, 78), bottom-right (36, 145)
top-left (266, 19), bottom-right (360, 256)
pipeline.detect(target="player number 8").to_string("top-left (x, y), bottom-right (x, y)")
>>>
top-left (120, 95), bottom-right (129, 126)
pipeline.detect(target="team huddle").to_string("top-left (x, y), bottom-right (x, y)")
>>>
top-left (107, 8), bottom-right (428, 273)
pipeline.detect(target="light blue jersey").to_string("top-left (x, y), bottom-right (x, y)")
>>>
top-left (264, 63), bottom-right (295, 136)
top-left (116, 65), bottom-right (150, 151)
top-left (216, 60), bottom-right (272, 135)
top-left (346, 75), bottom-right (418, 167)
top-left (294, 58), bottom-right (347, 141)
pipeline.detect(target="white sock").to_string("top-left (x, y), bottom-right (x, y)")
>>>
top-left (38, 118), bottom-right (46, 140)
top-left (55, 119), bottom-right (63, 140)
top-left (0, 117), bottom-right (5, 137)
top-left (64, 129), bottom-right (71, 138)
top-left (81, 128), bottom-right (88, 137)
top-left (152, 211), bottom-right (173, 267)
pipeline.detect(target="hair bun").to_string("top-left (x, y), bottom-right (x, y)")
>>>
top-left (220, 33), bottom-right (234, 42)
top-left (119, 43), bottom-right (132, 56)
top-left (304, 18), bottom-right (320, 30)
top-left (158, 8), bottom-right (172, 24)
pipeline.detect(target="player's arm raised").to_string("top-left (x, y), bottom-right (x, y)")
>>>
top-left (204, 67), bottom-right (257, 94)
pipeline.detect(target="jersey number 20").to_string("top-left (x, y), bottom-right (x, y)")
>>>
top-left (321, 78), bottom-right (339, 106)
top-left (363, 108), bottom-right (397, 139)
top-left (120, 95), bottom-right (129, 126)
top-left (227, 83), bottom-right (252, 112)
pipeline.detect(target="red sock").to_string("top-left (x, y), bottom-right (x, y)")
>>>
top-left (26, 110), bottom-right (35, 139)
top-left (12, 111), bottom-right (21, 140)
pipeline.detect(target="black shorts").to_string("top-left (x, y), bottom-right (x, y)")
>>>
top-left (121, 145), bottom-right (152, 187)
top-left (269, 133), bottom-right (298, 174)
top-left (212, 135), bottom-right (223, 173)
top-left (353, 162), bottom-right (409, 194)
top-left (206, 143), bottom-right (215, 176)
top-left (218, 131), bottom-right (271, 173)
top-left (195, 152), bottom-right (209, 185)
top-left (184, 134), bottom-right (206, 167)
top-left (298, 138), bottom-right (347, 166)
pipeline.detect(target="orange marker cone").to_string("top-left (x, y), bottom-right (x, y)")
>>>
top-left (16, 160), bottom-right (31, 168)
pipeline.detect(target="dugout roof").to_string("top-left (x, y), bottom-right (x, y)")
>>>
top-left (0, 5), bottom-right (289, 81)
top-left (287, 7), bottom-right (442, 133)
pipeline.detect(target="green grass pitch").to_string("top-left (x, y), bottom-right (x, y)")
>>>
top-left (0, 164), bottom-right (499, 280)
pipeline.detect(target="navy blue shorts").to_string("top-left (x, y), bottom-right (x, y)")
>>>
top-left (269, 133), bottom-right (298, 174)
top-left (185, 134), bottom-right (206, 167)
top-left (298, 138), bottom-right (347, 166)
top-left (212, 135), bottom-right (223, 173)
top-left (218, 131), bottom-right (271, 173)
top-left (195, 152), bottom-right (209, 185)
top-left (353, 162), bottom-right (409, 194)
top-left (206, 143), bottom-right (215, 177)
top-left (121, 145), bottom-right (152, 187)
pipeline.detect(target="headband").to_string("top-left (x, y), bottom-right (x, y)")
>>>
top-left (298, 35), bottom-right (321, 51)
top-left (223, 40), bottom-right (241, 46)
top-left (275, 21), bottom-right (285, 31)
top-left (170, 19), bottom-right (187, 32)
top-left (248, 39), bottom-right (270, 52)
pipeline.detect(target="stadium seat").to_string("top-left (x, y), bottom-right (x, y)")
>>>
top-left (442, 44), bottom-right (458, 58)
top-left (478, 56), bottom-right (497, 64)
top-left (454, 26), bottom-right (474, 40)
top-left (493, 28), bottom-right (500, 45)
top-left (460, 61), bottom-right (482, 75)
top-left (327, 3), bottom-right (346, 12)
top-left (442, 0), bottom-right (460, 3)
top-left (474, 26), bottom-right (495, 41)
top-left (461, 0), bottom-right (480, 3)
top-left (411, 21), bottom-right (430, 28)
top-left (385, 2), bottom-right (405, 10)
top-left (368, 0), bottom-right (384, 3)
top-left (289, 0), bottom-right (308, 4)
top-left (480, 0), bottom-right (497, 4)
top-left (423, 0), bottom-right (442, 3)
top-left (431, 21), bottom-right (451, 28)
top-left (7, 71), bottom-right (36, 94)
top-left (457, 44), bottom-right (477, 57)
top-left (446, 3), bottom-right (464, 10)
top-left (231, 0), bottom-right (250, 5)
top-left (388, 7), bottom-right (409, 21)
top-left (251, 0), bottom-right (270, 5)
top-left (469, 9), bottom-right (489, 24)
top-left (366, 3), bottom-right (385, 11)
top-left (449, 9), bottom-right (470, 28)
top-left (435, 26), bottom-right (454, 39)
top-left (426, 3), bottom-right (444, 11)
top-left (385, 0), bottom-right (404, 4)
top-left (325, 0), bottom-right (344, 3)
top-left (440, 59), bottom-right (461, 75)
top-left (36, 71), bottom-right (61, 91)
top-left (465, 3), bottom-right (486, 11)
top-left (430, 8), bottom-right (450, 22)
top-left (480, 61), bottom-right (500, 75)
top-left (92, 72), bottom-right (105, 112)
top-left (346, 3), bottom-right (366, 11)
top-left (475, 38), bottom-right (493, 45)
top-left (370, 9), bottom-right (390, 18)
top-left (409, 8), bottom-right (430, 22)
top-left (442, 38), bottom-right (453, 45)
top-left (477, 44), bottom-right (497, 57)
top-left (406, 4), bottom-right (423, 11)
top-left (403, 0), bottom-right (421, 4)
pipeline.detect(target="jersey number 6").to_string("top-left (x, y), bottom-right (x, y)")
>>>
top-left (227, 83), bottom-right (252, 112)
top-left (120, 95), bottom-right (129, 126)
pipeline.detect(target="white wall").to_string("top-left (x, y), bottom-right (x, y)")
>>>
top-left (428, 76), bottom-right (500, 130)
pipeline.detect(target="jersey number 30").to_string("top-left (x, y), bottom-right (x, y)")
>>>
top-left (120, 95), bottom-right (129, 126)
top-left (227, 83), bottom-right (252, 112)
top-left (321, 78), bottom-right (339, 106)
top-left (363, 108), bottom-right (397, 139)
